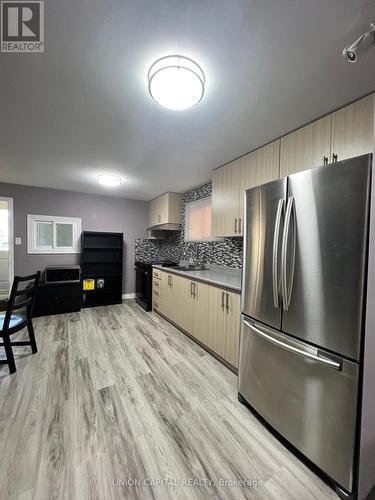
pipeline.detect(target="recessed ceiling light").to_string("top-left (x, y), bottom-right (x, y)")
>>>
top-left (97, 174), bottom-right (122, 187)
top-left (148, 55), bottom-right (205, 110)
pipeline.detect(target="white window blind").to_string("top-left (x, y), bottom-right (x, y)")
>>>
top-left (185, 197), bottom-right (218, 242)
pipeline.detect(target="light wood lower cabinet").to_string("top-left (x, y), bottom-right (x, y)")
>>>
top-left (154, 270), bottom-right (241, 369)
top-left (207, 288), bottom-right (240, 368)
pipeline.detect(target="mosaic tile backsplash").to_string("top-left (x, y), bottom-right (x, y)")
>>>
top-left (135, 182), bottom-right (243, 269)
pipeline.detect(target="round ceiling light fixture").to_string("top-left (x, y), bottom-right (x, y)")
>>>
top-left (97, 174), bottom-right (122, 187)
top-left (148, 55), bottom-right (205, 110)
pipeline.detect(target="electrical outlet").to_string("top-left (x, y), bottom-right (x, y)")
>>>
top-left (15, 237), bottom-right (22, 245)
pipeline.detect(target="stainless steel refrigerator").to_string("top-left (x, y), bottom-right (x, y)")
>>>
top-left (238, 154), bottom-right (374, 498)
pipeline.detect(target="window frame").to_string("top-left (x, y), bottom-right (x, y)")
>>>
top-left (27, 214), bottom-right (82, 254)
top-left (184, 196), bottom-right (220, 242)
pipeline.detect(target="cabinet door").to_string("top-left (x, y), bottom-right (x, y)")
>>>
top-left (331, 94), bottom-right (374, 162)
top-left (212, 166), bottom-right (227, 237)
top-left (246, 140), bottom-right (280, 187)
top-left (207, 286), bottom-right (226, 357)
top-left (223, 291), bottom-right (241, 368)
top-left (171, 274), bottom-right (186, 327)
top-left (207, 287), bottom-right (241, 368)
top-left (177, 277), bottom-right (193, 332)
top-left (224, 161), bottom-right (243, 237)
top-left (167, 193), bottom-right (182, 225)
top-left (165, 273), bottom-right (178, 323)
top-left (212, 160), bottom-right (244, 237)
top-left (241, 141), bottom-right (280, 235)
top-left (191, 281), bottom-right (210, 345)
top-left (149, 198), bottom-right (157, 227)
top-left (280, 116), bottom-right (331, 176)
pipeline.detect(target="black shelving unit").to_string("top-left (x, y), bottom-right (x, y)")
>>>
top-left (81, 231), bottom-right (123, 308)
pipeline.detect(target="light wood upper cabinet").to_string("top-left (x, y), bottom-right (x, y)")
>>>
top-left (211, 166), bottom-right (227, 238)
top-left (244, 140), bottom-right (280, 189)
top-left (212, 140), bottom-right (280, 237)
top-left (331, 94), bottom-right (374, 163)
top-left (212, 160), bottom-right (244, 237)
top-left (212, 94), bottom-right (374, 238)
top-left (280, 115), bottom-right (332, 177)
top-left (148, 192), bottom-right (181, 228)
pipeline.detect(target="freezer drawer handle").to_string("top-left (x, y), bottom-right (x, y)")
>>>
top-left (281, 196), bottom-right (296, 311)
top-left (272, 199), bottom-right (284, 308)
top-left (243, 320), bottom-right (341, 370)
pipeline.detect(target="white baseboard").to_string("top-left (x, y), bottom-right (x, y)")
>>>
top-left (122, 293), bottom-right (136, 300)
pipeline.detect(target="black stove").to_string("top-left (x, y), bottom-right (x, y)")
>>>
top-left (134, 260), bottom-right (178, 311)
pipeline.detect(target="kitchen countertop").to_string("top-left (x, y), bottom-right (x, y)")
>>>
top-left (153, 265), bottom-right (242, 292)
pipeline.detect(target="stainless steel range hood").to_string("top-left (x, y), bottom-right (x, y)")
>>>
top-left (147, 223), bottom-right (181, 231)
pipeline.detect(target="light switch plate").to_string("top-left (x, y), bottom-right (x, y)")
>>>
top-left (15, 237), bottom-right (22, 245)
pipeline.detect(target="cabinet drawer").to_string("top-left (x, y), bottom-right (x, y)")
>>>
top-left (153, 279), bottom-right (161, 289)
top-left (153, 269), bottom-right (162, 280)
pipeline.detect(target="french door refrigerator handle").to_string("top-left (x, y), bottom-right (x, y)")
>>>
top-left (243, 320), bottom-right (341, 370)
top-left (281, 196), bottom-right (296, 311)
top-left (272, 199), bottom-right (284, 308)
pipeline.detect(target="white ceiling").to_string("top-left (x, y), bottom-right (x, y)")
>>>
top-left (0, 0), bottom-right (375, 200)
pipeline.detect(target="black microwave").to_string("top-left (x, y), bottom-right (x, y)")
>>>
top-left (44, 266), bottom-right (81, 284)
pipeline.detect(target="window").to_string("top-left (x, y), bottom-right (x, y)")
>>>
top-left (185, 197), bottom-right (219, 242)
top-left (27, 214), bottom-right (81, 254)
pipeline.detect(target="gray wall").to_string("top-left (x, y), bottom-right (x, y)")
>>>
top-left (0, 182), bottom-right (149, 294)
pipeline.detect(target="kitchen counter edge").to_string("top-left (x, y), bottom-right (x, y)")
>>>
top-left (152, 265), bottom-right (241, 293)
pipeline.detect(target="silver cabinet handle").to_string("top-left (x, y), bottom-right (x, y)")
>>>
top-left (243, 320), bottom-right (341, 370)
top-left (272, 199), bottom-right (284, 308)
top-left (190, 282), bottom-right (194, 296)
top-left (238, 218), bottom-right (242, 234)
top-left (221, 291), bottom-right (225, 309)
top-left (332, 153), bottom-right (338, 163)
top-left (225, 292), bottom-right (229, 312)
top-left (194, 283), bottom-right (197, 298)
top-left (323, 156), bottom-right (328, 165)
top-left (234, 218), bottom-right (238, 234)
top-left (281, 196), bottom-right (296, 311)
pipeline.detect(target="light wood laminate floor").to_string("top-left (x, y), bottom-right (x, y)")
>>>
top-left (0, 300), bottom-right (338, 500)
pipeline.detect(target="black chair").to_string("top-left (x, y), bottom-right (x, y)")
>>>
top-left (0, 272), bottom-right (41, 374)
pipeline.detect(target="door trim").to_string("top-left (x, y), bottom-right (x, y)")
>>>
top-left (0, 197), bottom-right (14, 296)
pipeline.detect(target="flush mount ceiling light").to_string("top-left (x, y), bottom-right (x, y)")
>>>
top-left (148, 55), bottom-right (205, 110)
top-left (97, 174), bottom-right (122, 187)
